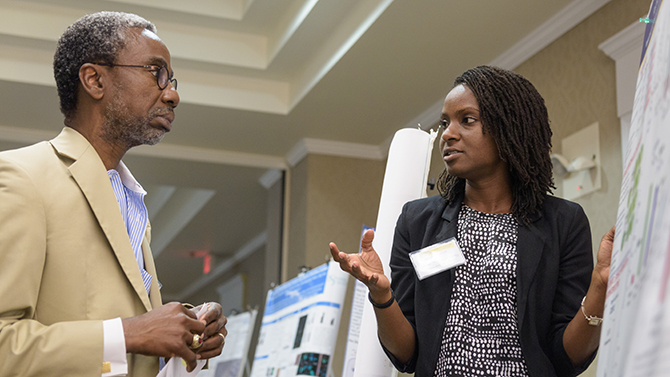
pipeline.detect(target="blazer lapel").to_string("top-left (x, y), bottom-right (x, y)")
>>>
top-left (142, 222), bottom-right (162, 308)
top-left (50, 127), bottom-right (153, 311)
top-left (438, 198), bottom-right (461, 241)
top-left (428, 197), bottom-right (462, 292)
top-left (516, 213), bottom-right (546, 330)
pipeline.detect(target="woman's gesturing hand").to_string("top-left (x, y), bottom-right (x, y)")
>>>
top-left (329, 229), bottom-right (390, 295)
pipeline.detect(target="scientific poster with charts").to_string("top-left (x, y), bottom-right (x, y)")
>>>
top-left (198, 310), bottom-right (258, 377)
top-left (341, 280), bottom-right (368, 377)
top-left (596, 1), bottom-right (670, 376)
top-left (249, 262), bottom-right (349, 377)
top-left (341, 226), bottom-right (375, 377)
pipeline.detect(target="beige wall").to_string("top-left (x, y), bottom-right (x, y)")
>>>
top-left (304, 155), bottom-right (385, 266)
top-left (288, 157), bottom-right (310, 277)
top-left (288, 154), bottom-right (385, 275)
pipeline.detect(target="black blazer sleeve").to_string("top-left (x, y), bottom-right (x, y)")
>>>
top-left (517, 196), bottom-right (594, 377)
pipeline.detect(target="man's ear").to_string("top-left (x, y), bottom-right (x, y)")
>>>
top-left (78, 63), bottom-right (105, 100)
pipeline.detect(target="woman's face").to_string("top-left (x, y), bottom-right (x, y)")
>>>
top-left (439, 84), bottom-right (507, 183)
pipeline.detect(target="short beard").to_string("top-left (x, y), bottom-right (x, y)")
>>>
top-left (101, 92), bottom-right (167, 149)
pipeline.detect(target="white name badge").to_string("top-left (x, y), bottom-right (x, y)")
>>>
top-left (409, 238), bottom-right (466, 280)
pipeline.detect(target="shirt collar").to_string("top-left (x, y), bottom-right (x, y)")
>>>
top-left (108, 161), bottom-right (147, 195)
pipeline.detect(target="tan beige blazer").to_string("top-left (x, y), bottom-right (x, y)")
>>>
top-left (0, 127), bottom-right (162, 376)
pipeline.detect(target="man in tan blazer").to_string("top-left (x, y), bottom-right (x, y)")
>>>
top-left (0, 12), bottom-right (226, 376)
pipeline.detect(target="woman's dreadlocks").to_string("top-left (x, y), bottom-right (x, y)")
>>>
top-left (437, 65), bottom-right (555, 225)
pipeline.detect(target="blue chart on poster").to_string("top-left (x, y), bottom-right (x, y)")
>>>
top-left (250, 262), bottom-right (349, 377)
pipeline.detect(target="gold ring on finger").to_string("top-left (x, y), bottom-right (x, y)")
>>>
top-left (189, 334), bottom-right (202, 350)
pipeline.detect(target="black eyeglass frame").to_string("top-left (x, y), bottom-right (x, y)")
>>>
top-left (92, 63), bottom-right (177, 90)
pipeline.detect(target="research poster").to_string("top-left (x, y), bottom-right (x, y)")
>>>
top-left (198, 310), bottom-right (258, 377)
top-left (341, 280), bottom-right (367, 377)
top-left (341, 226), bottom-right (374, 377)
top-left (597, 1), bottom-right (670, 376)
top-left (249, 262), bottom-right (349, 377)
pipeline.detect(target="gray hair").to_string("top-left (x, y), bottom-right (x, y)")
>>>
top-left (53, 11), bottom-right (157, 119)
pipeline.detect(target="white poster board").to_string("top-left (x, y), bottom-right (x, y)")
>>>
top-left (342, 226), bottom-right (375, 377)
top-left (596, 1), bottom-right (670, 376)
top-left (342, 281), bottom-right (367, 377)
top-left (199, 310), bottom-right (258, 377)
top-left (249, 262), bottom-right (349, 377)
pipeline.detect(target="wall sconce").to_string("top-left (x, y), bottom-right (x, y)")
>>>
top-left (551, 122), bottom-right (601, 200)
top-left (551, 154), bottom-right (597, 176)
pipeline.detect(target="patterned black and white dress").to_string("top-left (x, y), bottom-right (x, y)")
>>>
top-left (433, 204), bottom-right (529, 377)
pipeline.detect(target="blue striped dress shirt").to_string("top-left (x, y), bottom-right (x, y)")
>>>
top-left (108, 163), bottom-right (152, 294)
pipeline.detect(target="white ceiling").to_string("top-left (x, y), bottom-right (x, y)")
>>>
top-left (0, 0), bottom-right (611, 301)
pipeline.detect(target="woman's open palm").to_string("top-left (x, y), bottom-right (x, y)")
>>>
top-left (329, 229), bottom-right (390, 293)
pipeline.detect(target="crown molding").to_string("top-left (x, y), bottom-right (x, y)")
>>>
top-left (130, 143), bottom-right (287, 169)
top-left (259, 168), bottom-right (284, 189)
top-left (598, 20), bottom-right (646, 61)
top-left (285, 111), bottom-right (439, 166)
top-left (285, 137), bottom-right (384, 167)
top-left (490, 0), bottom-right (611, 70)
top-left (599, 20), bottom-right (646, 117)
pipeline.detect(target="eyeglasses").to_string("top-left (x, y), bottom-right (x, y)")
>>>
top-left (93, 63), bottom-right (177, 90)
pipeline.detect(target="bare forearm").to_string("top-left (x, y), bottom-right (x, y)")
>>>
top-left (563, 272), bottom-right (607, 366)
top-left (564, 226), bottom-right (614, 366)
top-left (329, 234), bottom-right (416, 362)
top-left (370, 290), bottom-right (416, 364)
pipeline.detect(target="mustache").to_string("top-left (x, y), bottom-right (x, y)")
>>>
top-left (151, 107), bottom-right (174, 117)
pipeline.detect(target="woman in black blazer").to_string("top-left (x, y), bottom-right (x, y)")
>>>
top-left (331, 66), bottom-right (614, 377)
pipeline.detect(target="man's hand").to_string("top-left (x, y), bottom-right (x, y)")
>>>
top-left (122, 302), bottom-right (206, 372)
top-left (190, 302), bottom-right (227, 360)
